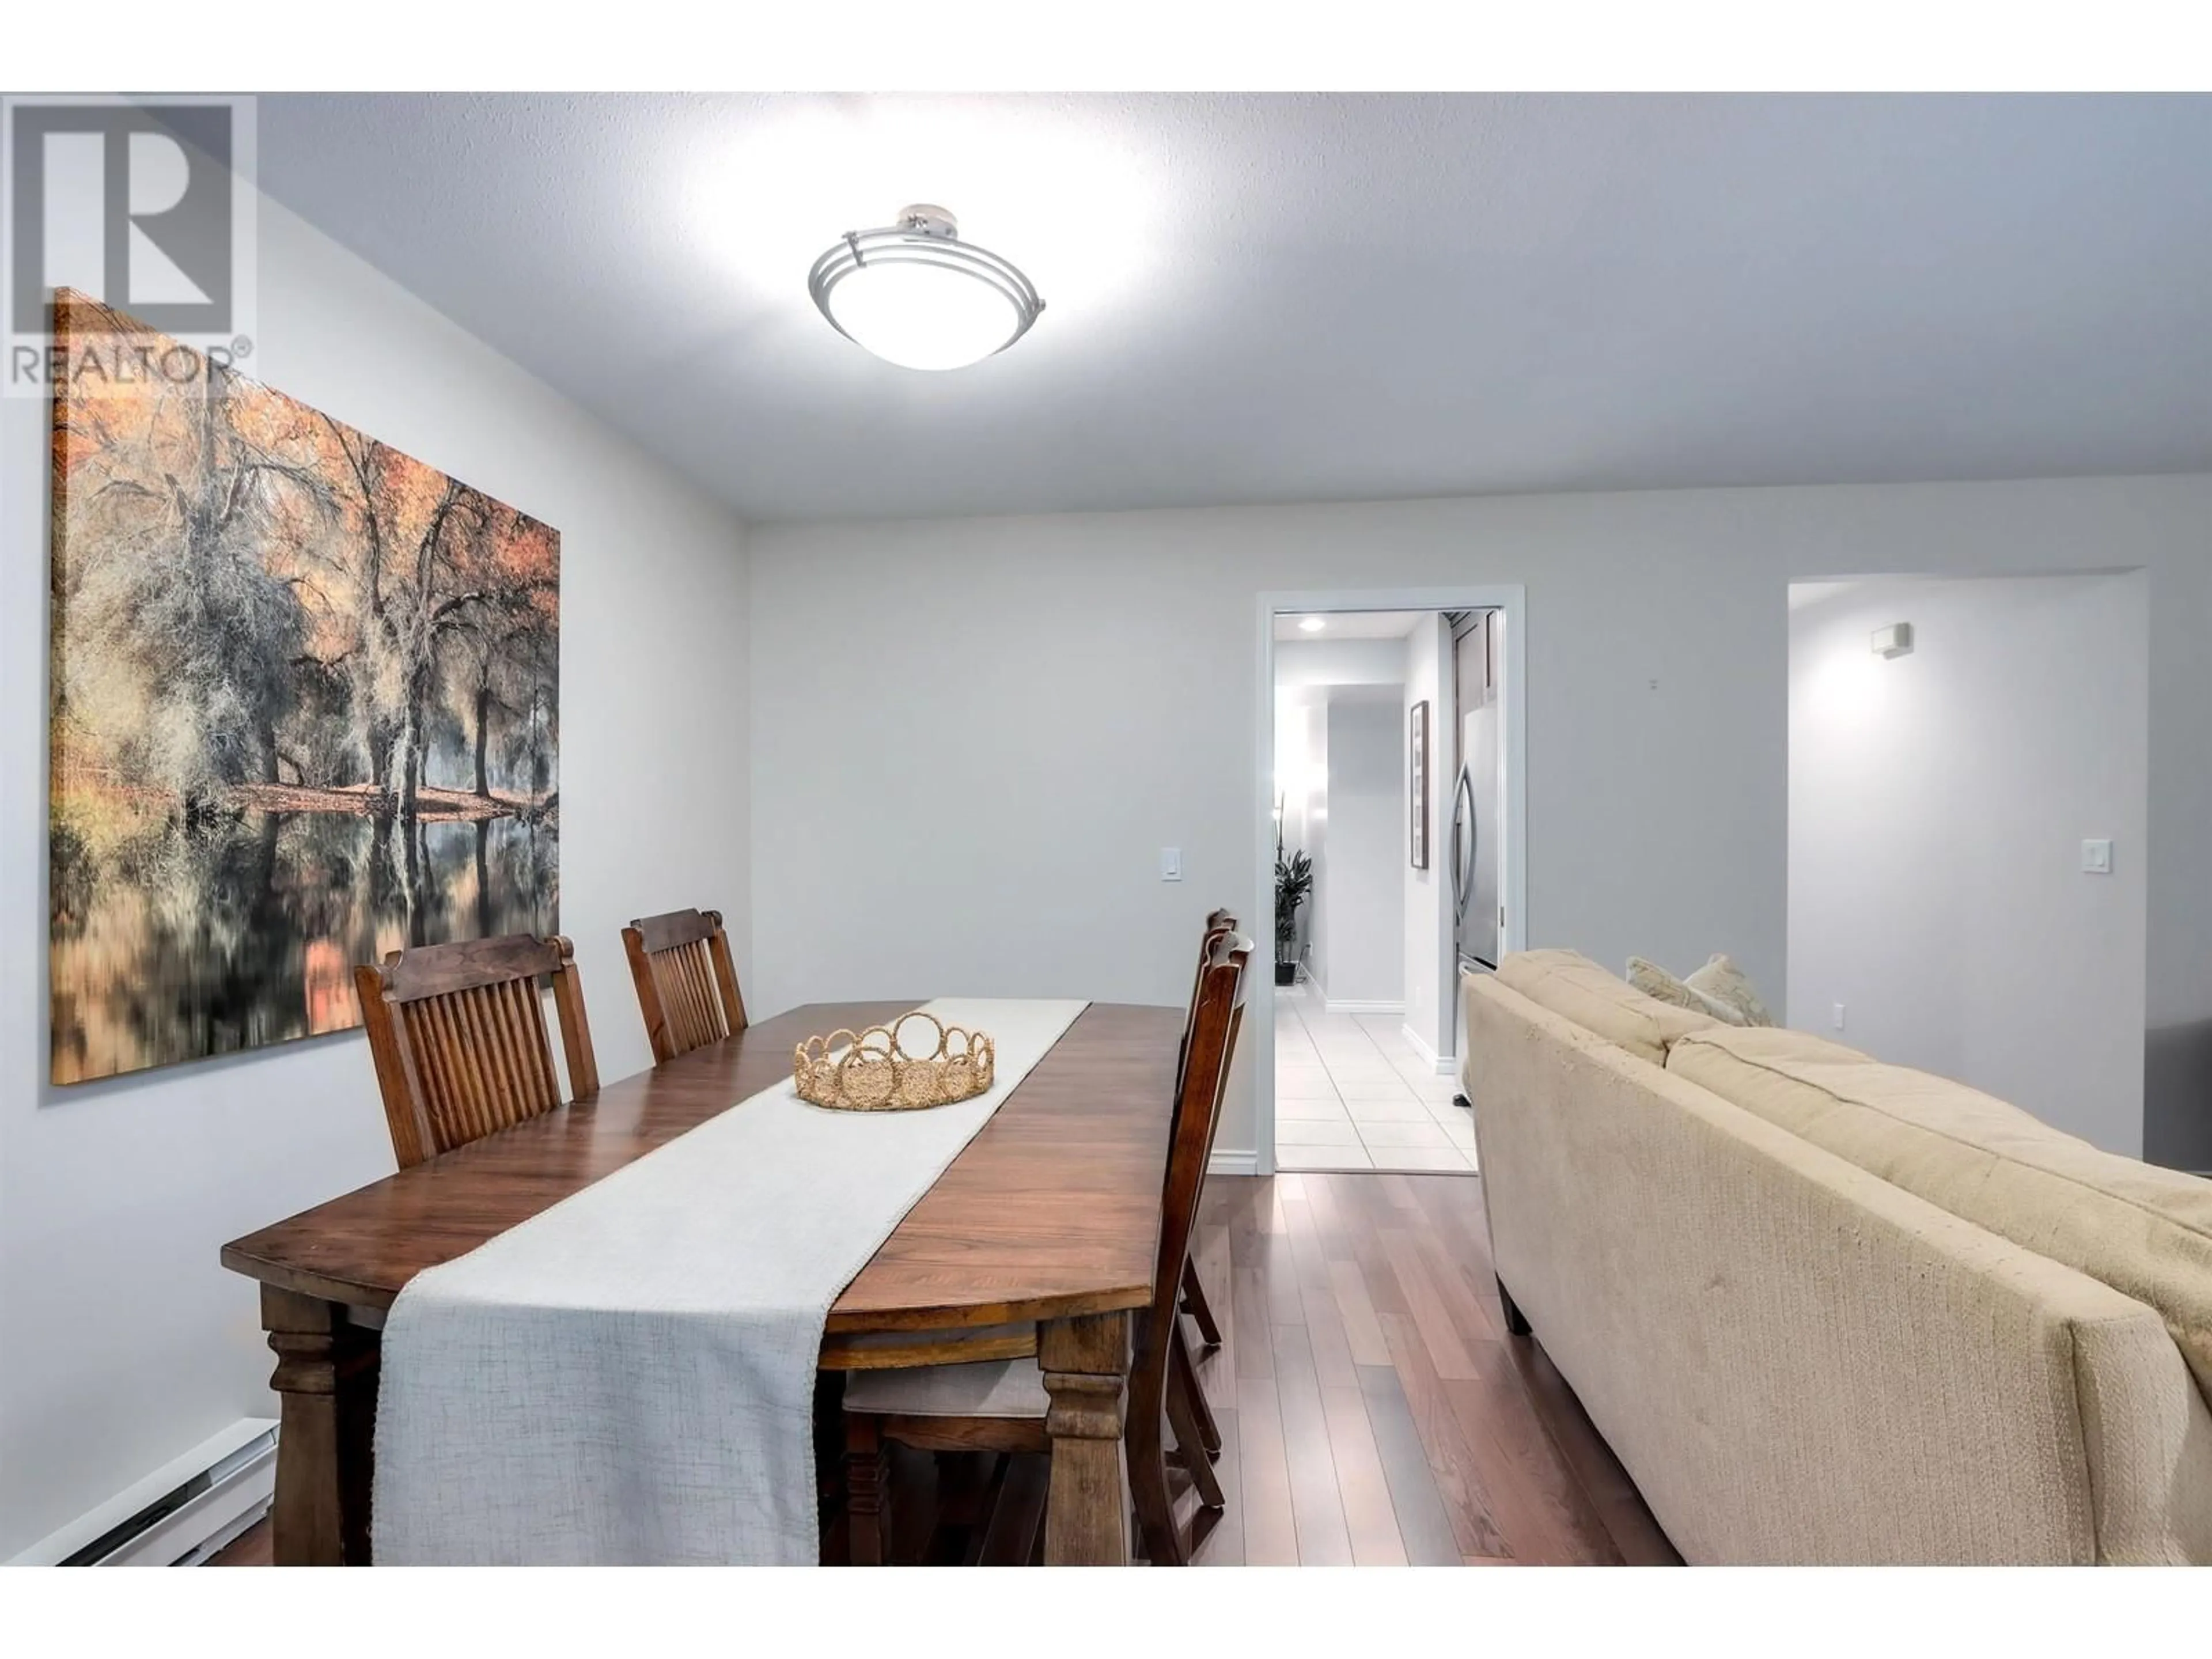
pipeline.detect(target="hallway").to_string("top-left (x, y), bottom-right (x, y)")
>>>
top-left (1274, 983), bottom-right (1477, 1172)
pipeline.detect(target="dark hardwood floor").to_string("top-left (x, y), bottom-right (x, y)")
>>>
top-left (213, 1173), bottom-right (1677, 1567)
top-left (1180, 1172), bottom-right (1676, 1565)
top-left (209, 1520), bottom-right (271, 1566)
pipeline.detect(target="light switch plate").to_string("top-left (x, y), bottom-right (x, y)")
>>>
top-left (1160, 847), bottom-right (1183, 882)
top-left (2082, 838), bottom-right (2113, 875)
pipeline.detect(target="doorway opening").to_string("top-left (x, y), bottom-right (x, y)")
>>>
top-left (1257, 590), bottom-right (1524, 1175)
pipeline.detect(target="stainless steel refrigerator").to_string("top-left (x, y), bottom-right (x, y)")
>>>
top-left (1449, 611), bottom-right (1503, 1100)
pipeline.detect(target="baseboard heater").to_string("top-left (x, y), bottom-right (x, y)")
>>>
top-left (12, 1419), bottom-right (276, 1567)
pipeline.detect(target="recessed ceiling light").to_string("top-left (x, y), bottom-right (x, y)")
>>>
top-left (1298, 617), bottom-right (1327, 632)
top-left (808, 204), bottom-right (1045, 372)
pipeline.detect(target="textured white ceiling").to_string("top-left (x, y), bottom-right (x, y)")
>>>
top-left (254, 93), bottom-right (2212, 524)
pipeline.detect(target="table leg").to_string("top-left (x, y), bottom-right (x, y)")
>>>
top-left (1039, 1310), bottom-right (1131, 1566)
top-left (262, 1286), bottom-right (380, 1566)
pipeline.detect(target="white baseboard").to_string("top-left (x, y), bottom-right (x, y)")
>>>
top-left (1209, 1150), bottom-right (1260, 1176)
top-left (1400, 1022), bottom-right (1459, 1078)
top-left (7, 1416), bottom-right (276, 1566)
top-left (1324, 998), bottom-right (1405, 1016)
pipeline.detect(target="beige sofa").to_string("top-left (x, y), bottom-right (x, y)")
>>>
top-left (1461, 949), bottom-right (2212, 1564)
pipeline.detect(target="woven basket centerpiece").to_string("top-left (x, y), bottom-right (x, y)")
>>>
top-left (793, 1011), bottom-right (996, 1111)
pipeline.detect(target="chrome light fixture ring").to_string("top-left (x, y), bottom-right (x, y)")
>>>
top-left (808, 204), bottom-right (1046, 364)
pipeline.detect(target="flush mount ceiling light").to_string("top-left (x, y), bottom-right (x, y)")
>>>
top-left (1298, 617), bottom-right (1327, 632)
top-left (808, 204), bottom-right (1045, 372)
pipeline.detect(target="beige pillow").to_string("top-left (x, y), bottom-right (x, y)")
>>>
top-left (1495, 948), bottom-right (1718, 1067)
top-left (1669, 1024), bottom-right (2212, 1407)
top-left (1627, 956), bottom-right (1749, 1027)
top-left (1685, 953), bottom-right (1776, 1027)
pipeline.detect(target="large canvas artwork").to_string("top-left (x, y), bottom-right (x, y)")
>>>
top-left (48, 291), bottom-right (560, 1084)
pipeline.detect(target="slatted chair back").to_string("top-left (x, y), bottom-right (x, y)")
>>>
top-left (622, 907), bottom-right (748, 1063)
top-left (1171, 909), bottom-right (1240, 1344)
top-left (1131, 927), bottom-right (1253, 1562)
top-left (354, 933), bottom-right (600, 1171)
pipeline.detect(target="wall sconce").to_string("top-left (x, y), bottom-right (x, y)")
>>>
top-left (1870, 622), bottom-right (1914, 659)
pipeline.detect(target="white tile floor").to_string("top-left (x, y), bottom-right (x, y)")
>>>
top-left (1271, 980), bottom-right (1478, 1173)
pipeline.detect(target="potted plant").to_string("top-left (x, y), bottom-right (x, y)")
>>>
top-left (1274, 833), bottom-right (1313, 987)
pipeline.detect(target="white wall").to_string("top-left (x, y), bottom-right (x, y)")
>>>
top-left (0, 194), bottom-right (751, 1555)
top-left (1788, 574), bottom-right (2150, 1152)
top-left (1320, 696), bottom-right (1405, 1008)
top-left (1403, 615), bottom-right (1455, 1063)
top-left (748, 476), bottom-right (2212, 1168)
top-left (1274, 637), bottom-right (1407, 691)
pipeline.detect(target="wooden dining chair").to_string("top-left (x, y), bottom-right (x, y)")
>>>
top-left (1175, 907), bottom-right (1237, 1350)
top-left (839, 929), bottom-right (1253, 1566)
top-left (354, 933), bottom-right (600, 1171)
top-left (622, 907), bottom-right (747, 1063)
top-left (1161, 908), bottom-right (1238, 1475)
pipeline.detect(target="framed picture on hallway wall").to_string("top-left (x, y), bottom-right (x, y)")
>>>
top-left (47, 290), bottom-right (562, 1084)
top-left (1410, 699), bottom-right (1429, 869)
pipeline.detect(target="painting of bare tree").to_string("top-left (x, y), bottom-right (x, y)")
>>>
top-left (48, 290), bottom-right (559, 1084)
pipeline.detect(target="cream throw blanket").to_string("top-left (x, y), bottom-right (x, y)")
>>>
top-left (370, 997), bottom-right (1089, 1565)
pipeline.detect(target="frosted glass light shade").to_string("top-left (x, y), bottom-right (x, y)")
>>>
top-left (823, 260), bottom-right (1024, 372)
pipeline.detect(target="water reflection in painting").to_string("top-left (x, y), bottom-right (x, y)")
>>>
top-left (48, 291), bottom-right (559, 1084)
top-left (51, 809), bottom-right (556, 1084)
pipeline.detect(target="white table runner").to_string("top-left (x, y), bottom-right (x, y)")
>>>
top-left (370, 997), bottom-right (1089, 1565)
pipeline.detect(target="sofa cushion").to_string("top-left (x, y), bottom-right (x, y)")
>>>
top-left (1669, 1024), bottom-right (2212, 1406)
top-left (1495, 948), bottom-right (1719, 1066)
top-left (1671, 1024), bottom-right (1877, 1070)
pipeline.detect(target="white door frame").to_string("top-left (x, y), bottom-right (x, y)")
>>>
top-left (1252, 586), bottom-right (1528, 1177)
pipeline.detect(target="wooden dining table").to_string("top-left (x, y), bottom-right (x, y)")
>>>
top-left (218, 998), bottom-right (1181, 1566)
